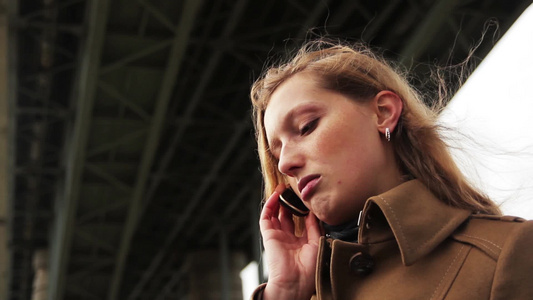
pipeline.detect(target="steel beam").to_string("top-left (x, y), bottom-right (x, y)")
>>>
top-left (127, 1), bottom-right (249, 297)
top-left (18, 87), bottom-right (67, 110)
top-left (46, 0), bottom-right (110, 299)
top-left (77, 199), bottom-right (128, 225)
top-left (16, 107), bottom-right (68, 118)
top-left (106, 1), bottom-right (205, 299)
top-left (69, 260), bottom-right (114, 281)
top-left (137, 0), bottom-right (176, 33)
top-left (66, 285), bottom-right (101, 300)
top-left (86, 128), bottom-right (148, 157)
top-left (251, 187), bottom-right (264, 283)
top-left (13, 20), bottom-right (83, 36)
top-left (154, 265), bottom-right (187, 300)
top-left (184, 139), bottom-right (255, 238)
top-left (99, 39), bottom-right (172, 75)
top-left (360, 0), bottom-right (402, 42)
top-left (142, 0), bottom-right (249, 219)
top-left (149, 176), bottom-right (256, 297)
top-left (399, 0), bottom-right (460, 65)
top-left (85, 163), bottom-right (133, 193)
top-left (200, 182), bottom-right (254, 244)
top-left (127, 118), bottom-right (250, 299)
top-left (23, 63), bottom-right (75, 82)
top-left (97, 81), bottom-right (151, 121)
top-left (297, 0), bottom-right (332, 40)
top-left (0, 2), bottom-right (12, 298)
top-left (20, 0), bottom-right (85, 22)
top-left (74, 228), bottom-right (116, 254)
top-left (220, 228), bottom-right (230, 300)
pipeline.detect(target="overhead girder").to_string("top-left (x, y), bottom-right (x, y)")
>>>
top-left (400, 0), bottom-right (461, 65)
top-left (130, 0), bottom-right (341, 294)
top-left (47, 0), bottom-right (111, 299)
top-left (5, 0), bottom-right (532, 299)
top-left (1, 6), bottom-right (10, 300)
top-left (5, 0), bottom-right (87, 298)
top-left (107, 0), bottom-right (205, 298)
top-left (126, 0), bottom-right (250, 297)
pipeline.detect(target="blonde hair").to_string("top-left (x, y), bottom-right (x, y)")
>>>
top-left (251, 39), bottom-right (501, 215)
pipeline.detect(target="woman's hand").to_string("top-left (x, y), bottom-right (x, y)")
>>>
top-left (260, 184), bottom-right (321, 300)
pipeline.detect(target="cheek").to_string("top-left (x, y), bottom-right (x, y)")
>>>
top-left (312, 123), bottom-right (348, 156)
top-left (287, 177), bottom-right (299, 193)
top-left (320, 124), bottom-right (382, 169)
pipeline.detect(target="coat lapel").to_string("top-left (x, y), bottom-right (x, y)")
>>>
top-left (358, 180), bottom-right (471, 266)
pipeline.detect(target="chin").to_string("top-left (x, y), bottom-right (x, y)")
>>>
top-left (316, 212), bottom-right (339, 226)
top-left (320, 210), bottom-right (355, 226)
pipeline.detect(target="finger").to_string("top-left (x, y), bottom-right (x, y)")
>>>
top-left (260, 190), bottom-right (280, 219)
top-left (274, 183), bottom-right (286, 194)
top-left (259, 189), bottom-right (282, 231)
top-left (279, 204), bottom-right (295, 234)
top-left (304, 212), bottom-right (321, 244)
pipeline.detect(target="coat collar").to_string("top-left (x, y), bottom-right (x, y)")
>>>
top-left (358, 180), bottom-right (471, 266)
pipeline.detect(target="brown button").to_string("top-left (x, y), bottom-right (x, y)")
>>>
top-left (349, 252), bottom-right (374, 276)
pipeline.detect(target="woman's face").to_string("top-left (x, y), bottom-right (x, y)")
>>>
top-left (264, 72), bottom-right (400, 225)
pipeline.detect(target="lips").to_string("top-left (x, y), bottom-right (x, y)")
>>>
top-left (297, 174), bottom-right (321, 201)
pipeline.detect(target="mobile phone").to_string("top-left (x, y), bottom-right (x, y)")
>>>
top-left (279, 188), bottom-right (309, 216)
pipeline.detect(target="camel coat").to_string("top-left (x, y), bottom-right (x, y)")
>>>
top-left (252, 180), bottom-right (533, 299)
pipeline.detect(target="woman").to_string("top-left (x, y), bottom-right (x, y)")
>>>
top-left (249, 40), bottom-right (533, 299)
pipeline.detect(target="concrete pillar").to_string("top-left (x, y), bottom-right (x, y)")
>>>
top-left (186, 249), bottom-right (246, 300)
top-left (32, 249), bottom-right (49, 300)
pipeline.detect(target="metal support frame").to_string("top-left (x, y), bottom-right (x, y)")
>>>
top-left (127, 1), bottom-right (249, 297)
top-left (400, 0), bottom-right (460, 65)
top-left (17, 21), bottom-right (82, 36)
top-left (184, 139), bottom-right (255, 238)
top-left (86, 129), bottom-right (147, 157)
top-left (296, 0), bottom-right (332, 39)
top-left (97, 81), bottom-right (151, 121)
top-left (136, 0), bottom-right (176, 33)
top-left (85, 163), bottom-right (132, 193)
top-left (220, 227), bottom-right (230, 300)
top-left (77, 199), bottom-right (128, 225)
top-left (22, 63), bottom-right (76, 82)
top-left (144, 175), bottom-right (257, 297)
top-left (200, 181), bottom-right (255, 244)
top-left (100, 39), bottom-right (173, 75)
top-left (127, 117), bottom-right (251, 299)
top-left (131, 0), bottom-right (313, 294)
top-left (141, 0), bottom-right (249, 210)
top-left (74, 228), bottom-right (116, 254)
top-left (360, 0), bottom-right (402, 42)
top-left (153, 264), bottom-right (187, 300)
top-left (1, 3), bottom-right (12, 298)
top-left (4, 0), bottom-right (526, 299)
top-left (47, 1), bottom-right (110, 299)
top-left (251, 187), bottom-right (264, 284)
top-left (19, 0), bottom-right (85, 22)
top-left (107, 1), bottom-right (204, 299)
top-left (66, 285), bottom-right (100, 300)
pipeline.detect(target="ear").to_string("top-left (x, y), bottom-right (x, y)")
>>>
top-left (372, 90), bottom-right (403, 135)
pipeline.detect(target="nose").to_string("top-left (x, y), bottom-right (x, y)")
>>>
top-left (278, 144), bottom-right (304, 177)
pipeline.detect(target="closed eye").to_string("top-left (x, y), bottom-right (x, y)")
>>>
top-left (300, 118), bottom-right (319, 135)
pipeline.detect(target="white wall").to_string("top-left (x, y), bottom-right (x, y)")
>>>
top-left (440, 4), bottom-right (533, 219)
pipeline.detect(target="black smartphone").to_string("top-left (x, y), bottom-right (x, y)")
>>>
top-left (279, 188), bottom-right (309, 216)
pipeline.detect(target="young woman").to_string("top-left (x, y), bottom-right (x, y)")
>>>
top-left (249, 40), bottom-right (533, 299)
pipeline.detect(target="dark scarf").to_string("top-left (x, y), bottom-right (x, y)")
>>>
top-left (323, 217), bottom-right (359, 243)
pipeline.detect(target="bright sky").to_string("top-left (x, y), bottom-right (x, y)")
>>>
top-left (242, 4), bottom-right (533, 298)
top-left (440, 4), bottom-right (533, 219)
